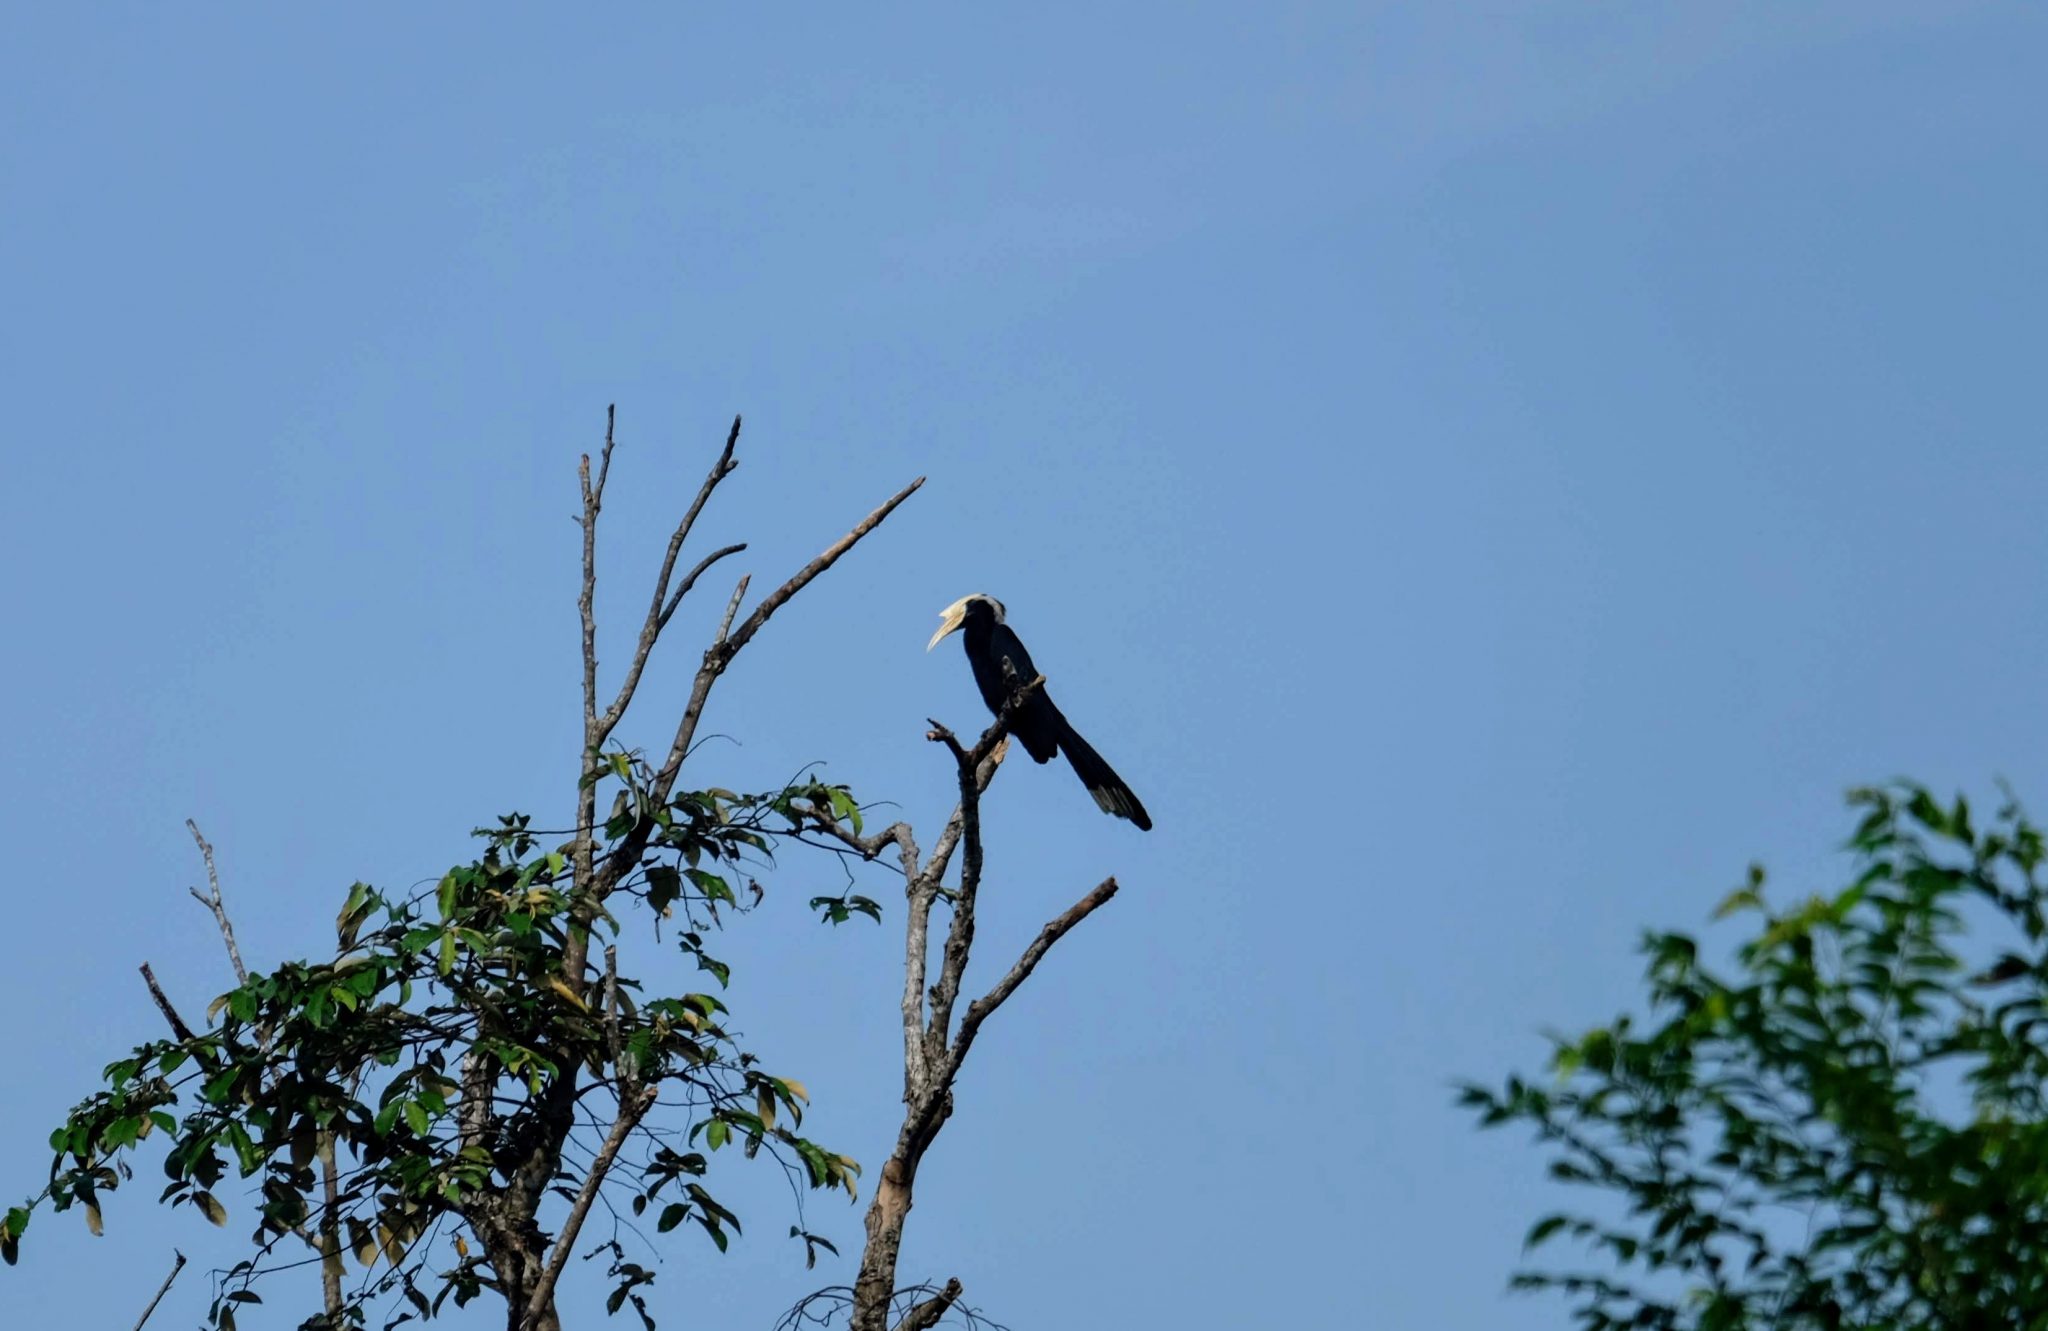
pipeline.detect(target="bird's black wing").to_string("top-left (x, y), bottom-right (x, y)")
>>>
top-left (983, 621), bottom-right (1060, 763)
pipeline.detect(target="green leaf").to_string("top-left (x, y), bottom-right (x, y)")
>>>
top-left (687, 869), bottom-right (735, 906)
top-left (828, 786), bottom-right (863, 834)
top-left (657, 1202), bottom-right (688, 1233)
top-left (226, 988), bottom-right (258, 1025)
top-left (337, 882), bottom-right (372, 945)
top-left (1713, 886), bottom-right (1764, 920)
top-left (202, 1067), bottom-right (240, 1105)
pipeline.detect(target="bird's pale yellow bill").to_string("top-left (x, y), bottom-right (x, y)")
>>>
top-left (926, 596), bottom-right (974, 652)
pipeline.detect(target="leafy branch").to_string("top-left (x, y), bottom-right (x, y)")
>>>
top-left (1464, 782), bottom-right (2048, 1330)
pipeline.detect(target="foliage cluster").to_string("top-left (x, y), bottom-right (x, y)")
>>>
top-left (1466, 784), bottom-right (2048, 1329)
top-left (12, 757), bottom-right (872, 1330)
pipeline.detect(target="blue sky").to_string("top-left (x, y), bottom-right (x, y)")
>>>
top-left (3, 4), bottom-right (2044, 1327)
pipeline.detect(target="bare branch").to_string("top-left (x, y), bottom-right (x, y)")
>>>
top-left (138, 963), bottom-right (197, 1041)
top-left (657, 542), bottom-right (748, 632)
top-left (803, 815), bottom-right (918, 867)
top-left (603, 943), bottom-right (622, 1063)
top-left (579, 409), bottom-right (612, 749)
top-left (523, 1085), bottom-right (659, 1330)
top-left (893, 1278), bottom-right (964, 1331)
top-left (794, 809), bottom-right (940, 1103)
top-left (317, 1130), bottom-right (343, 1315)
top-left (575, 409), bottom-right (617, 903)
top-left (598, 477), bottom-right (923, 898)
top-left (592, 402), bottom-right (617, 507)
top-left (851, 698), bottom-right (1111, 1331)
top-left (130, 1250), bottom-right (187, 1331)
top-left (923, 757), bottom-right (989, 1061)
top-left (725, 476), bottom-right (926, 658)
top-left (921, 744), bottom-right (1006, 892)
top-left (923, 683), bottom-right (1042, 1054)
top-left (183, 819), bottom-right (246, 984)
top-left (715, 573), bottom-right (750, 645)
top-left (947, 878), bottom-right (1119, 1078)
top-left (597, 415), bottom-right (745, 742)
top-left (898, 883), bottom-right (938, 1100)
top-left (779, 1282), bottom-right (1009, 1331)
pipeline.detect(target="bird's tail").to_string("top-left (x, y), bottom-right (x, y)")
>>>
top-left (1052, 707), bottom-right (1153, 831)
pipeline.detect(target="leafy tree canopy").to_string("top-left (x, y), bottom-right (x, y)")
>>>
top-left (14, 759), bottom-right (869, 1331)
top-left (1466, 783), bottom-right (2048, 1329)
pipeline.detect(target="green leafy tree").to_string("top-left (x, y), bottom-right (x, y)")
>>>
top-left (1464, 783), bottom-right (2048, 1329)
top-left (7, 412), bottom-right (1103, 1331)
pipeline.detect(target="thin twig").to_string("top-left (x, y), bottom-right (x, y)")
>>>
top-left (657, 543), bottom-right (748, 632)
top-left (715, 574), bottom-right (750, 646)
top-left (593, 404), bottom-right (617, 507)
top-left (183, 820), bottom-right (246, 984)
top-left (130, 1250), bottom-right (187, 1331)
top-left (138, 964), bottom-right (197, 1042)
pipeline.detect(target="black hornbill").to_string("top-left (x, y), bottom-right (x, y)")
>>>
top-left (927, 593), bottom-right (1152, 831)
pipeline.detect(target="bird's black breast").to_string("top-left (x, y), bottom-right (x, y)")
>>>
top-left (962, 615), bottom-right (1060, 763)
top-left (971, 622), bottom-right (1036, 706)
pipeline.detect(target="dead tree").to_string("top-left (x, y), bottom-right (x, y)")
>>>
top-left (793, 682), bottom-right (1121, 1331)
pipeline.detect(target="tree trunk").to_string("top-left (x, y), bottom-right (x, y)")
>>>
top-left (849, 1154), bottom-right (915, 1331)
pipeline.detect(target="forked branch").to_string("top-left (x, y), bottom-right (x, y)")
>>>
top-left (561, 408), bottom-right (922, 994)
top-left (592, 473), bottom-right (925, 903)
top-left (843, 690), bottom-right (1119, 1331)
top-left (183, 819), bottom-right (246, 985)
